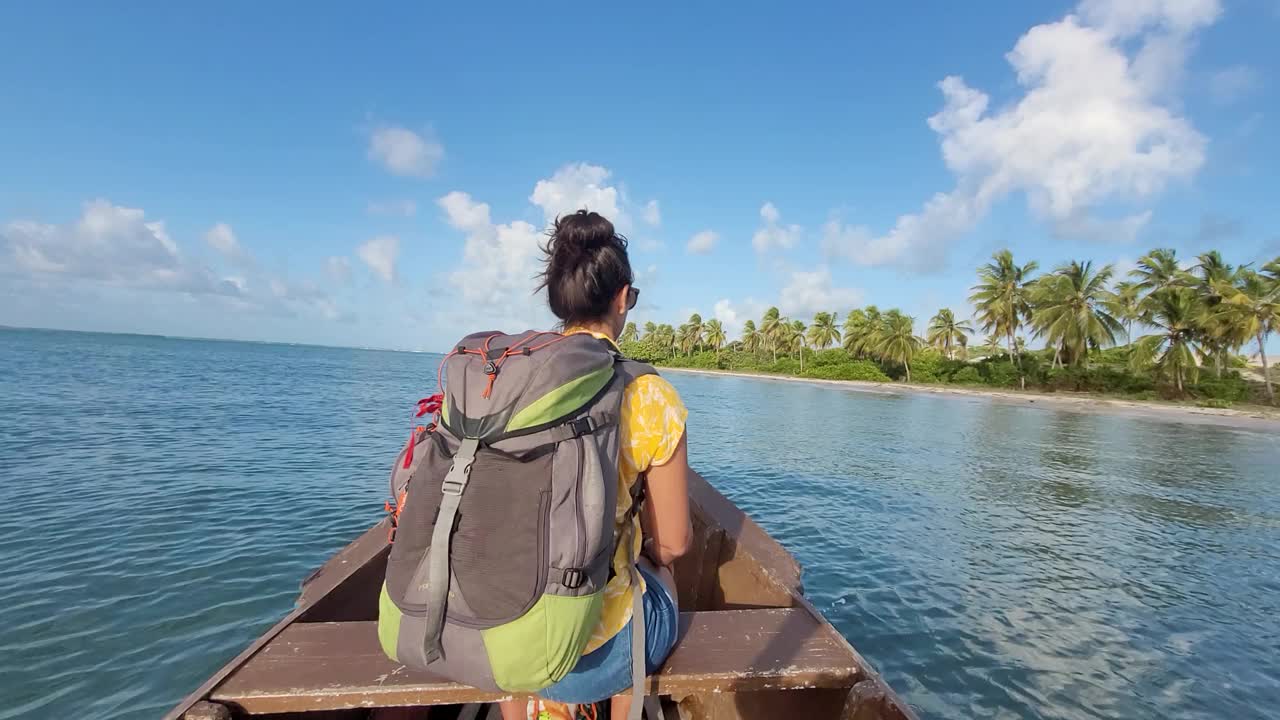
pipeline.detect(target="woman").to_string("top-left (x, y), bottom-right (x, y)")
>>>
top-left (501, 210), bottom-right (693, 720)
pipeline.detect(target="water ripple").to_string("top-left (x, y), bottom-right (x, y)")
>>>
top-left (2, 330), bottom-right (1279, 719)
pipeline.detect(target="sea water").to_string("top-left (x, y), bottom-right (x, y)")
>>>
top-left (2, 329), bottom-right (1277, 719)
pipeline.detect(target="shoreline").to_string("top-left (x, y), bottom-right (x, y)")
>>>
top-left (661, 366), bottom-right (1280, 431)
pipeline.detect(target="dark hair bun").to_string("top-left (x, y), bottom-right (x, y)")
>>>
top-left (537, 210), bottom-right (633, 324)
top-left (549, 210), bottom-right (617, 257)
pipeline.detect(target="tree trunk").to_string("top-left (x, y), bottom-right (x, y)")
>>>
top-left (799, 349), bottom-right (805, 373)
top-left (905, 363), bottom-right (911, 382)
top-left (1259, 331), bottom-right (1274, 404)
top-left (1009, 329), bottom-right (1025, 390)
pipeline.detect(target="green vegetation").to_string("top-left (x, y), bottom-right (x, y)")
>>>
top-left (619, 247), bottom-right (1280, 407)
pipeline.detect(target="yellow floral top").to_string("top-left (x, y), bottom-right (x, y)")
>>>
top-left (566, 328), bottom-right (688, 653)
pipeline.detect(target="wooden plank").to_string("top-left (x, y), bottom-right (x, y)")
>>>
top-left (298, 519), bottom-right (393, 621)
top-left (165, 521), bottom-right (395, 720)
top-left (182, 702), bottom-right (231, 720)
top-left (211, 609), bottom-right (861, 714)
top-left (675, 689), bottom-right (848, 720)
top-left (841, 679), bottom-right (917, 720)
top-left (790, 593), bottom-right (919, 720)
top-left (686, 473), bottom-right (803, 609)
top-left (672, 515), bottom-right (723, 611)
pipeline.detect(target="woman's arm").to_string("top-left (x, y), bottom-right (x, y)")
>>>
top-left (640, 430), bottom-right (692, 568)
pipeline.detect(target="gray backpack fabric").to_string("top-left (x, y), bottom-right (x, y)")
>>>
top-left (377, 330), bottom-right (655, 708)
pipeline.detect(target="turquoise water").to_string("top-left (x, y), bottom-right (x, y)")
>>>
top-left (2, 329), bottom-right (1278, 720)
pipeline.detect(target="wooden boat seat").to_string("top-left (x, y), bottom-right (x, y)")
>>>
top-left (211, 608), bottom-right (863, 714)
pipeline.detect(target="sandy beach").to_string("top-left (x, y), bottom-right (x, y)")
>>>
top-left (662, 366), bottom-right (1280, 431)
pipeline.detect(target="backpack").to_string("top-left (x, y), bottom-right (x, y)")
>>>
top-left (377, 329), bottom-right (655, 695)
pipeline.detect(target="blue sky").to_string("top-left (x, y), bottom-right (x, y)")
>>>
top-left (2, 1), bottom-right (1278, 352)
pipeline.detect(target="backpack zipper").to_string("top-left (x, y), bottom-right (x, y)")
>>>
top-left (573, 436), bottom-right (586, 571)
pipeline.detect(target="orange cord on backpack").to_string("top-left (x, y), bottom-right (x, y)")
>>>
top-left (478, 332), bottom-right (569, 399)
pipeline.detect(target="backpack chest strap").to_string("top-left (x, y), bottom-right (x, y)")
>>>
top-left (544, 413), bottom-right (616, 444)
top-left (415, 436), bottom-right (480, 664)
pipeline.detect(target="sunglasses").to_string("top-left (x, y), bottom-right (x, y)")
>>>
top-left (626, 286), bottom-right (640, 310)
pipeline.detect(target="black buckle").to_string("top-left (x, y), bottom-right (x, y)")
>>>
top-left (562, 568), bottom-right (585, 589)
top-left (568, 416), bottom-right (596, 437)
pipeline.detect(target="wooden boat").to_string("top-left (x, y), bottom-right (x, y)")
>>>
top-left (166, 472), bottom-right (918, 720)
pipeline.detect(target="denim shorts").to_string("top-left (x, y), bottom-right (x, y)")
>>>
top-left (539, 564), bottom-right (680, 704)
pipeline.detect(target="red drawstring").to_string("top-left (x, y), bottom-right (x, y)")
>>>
top-left (416, 394), bottom-right (443, 417)
top-left (402, 433), bottom-right (415, 469)
top-left (481, 373), bottom-right (497, 399)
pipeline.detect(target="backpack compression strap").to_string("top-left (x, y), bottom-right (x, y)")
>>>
top-left (415, 436), bottom-right (480, 664)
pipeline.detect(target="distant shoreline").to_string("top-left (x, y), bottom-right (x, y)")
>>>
top-left (661, 366), bottom-right (1280, 430)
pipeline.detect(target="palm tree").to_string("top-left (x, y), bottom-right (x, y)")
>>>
top-left (1189, 251), bottom-right (1236, 294)
top-left (619, 322), bottom-right (638, 344)
top-left (641, 321), bottom-right (657, 342)
top-left (875, 310), bottom-right (923, 382)
top-left (1214, 268), bottom-right (1280, 403)
top-left (704, 319), bottom-right (727, 358)
top-left (1131, 288), bottom-right (1203, 393)
top-left (789, 319), bottom-right (809, 372)
top-left (654, 324), bottom-right (677, 359)
top-left (1264, 257), bottom-right (1280, 283)
top-left (1107, 281), bottom-right (1143, 345)
top-left (842, 308), bottom-right (867, 357)
top-left (1130, 248), bottom-right (1182, 293)
top-left (970, 250), bottom-right (1039, 388)
top-left (683, 313), bottom-right (704, 355)
top-left (842, 306), bottom-right (882, 359)
top-left (1187, 251), bottom-right (1244, 378)
top-left (760, 307), bottom-right (784, 363)
top-left (807, 312), bottom-right (841, 350)
top-left (740, 320), bottom-right (761, 354)
top-left (926, 308), bottom-right (973, 360)
top-left (1030, 261), bottom-right (1123, 367)
top-left (977, 334), bottom-right (1005, 358)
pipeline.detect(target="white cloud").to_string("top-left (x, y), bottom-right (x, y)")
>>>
top-left (686, 230), bottom-right (719, 255)
top-left (357, 235), bottom-right (400, 283)
top-left (368, 126), bottom-right (443, 178)
top-left (367, 199), bottom-right (419, 217)
top-left (204, 222), bottom-right (244, 262)
top-left (752, 202), bottom-right (801, 254)
top-left (713, 299), bottom-right (738, 325)
top-left (634, 263), bottom-right (659, 288)
top-left (1, 200), bottom-right (349, 325)
top-left (437, 164), bottom-right (651, 330)
top-left (632, 264), bottom-right (660, 311)
top-left (642, 200), bottom-right (662, 227)
top-left (529, 163), bottom-right (625, 227)
top-left (1051, 211), bottom-right (1152, 243)
top-left (710, 297), bottom-right (767, 338)
top-left (439, 191), bottom-right (493, 232)
top-left (778, 266), bottom-right (863, 317)
top-left (325, 256), bottom-right (352, 285)
top-left (1208, 65), bottom-right (1259, 105)
top-left (2, 200), bottom-right (239, 296)
top-left (438, 191), bottom-right (548, 324)
top-left (712, 299), bottom-right (742, 336)
top-left (827, 0), bottom-right (1217, 271)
